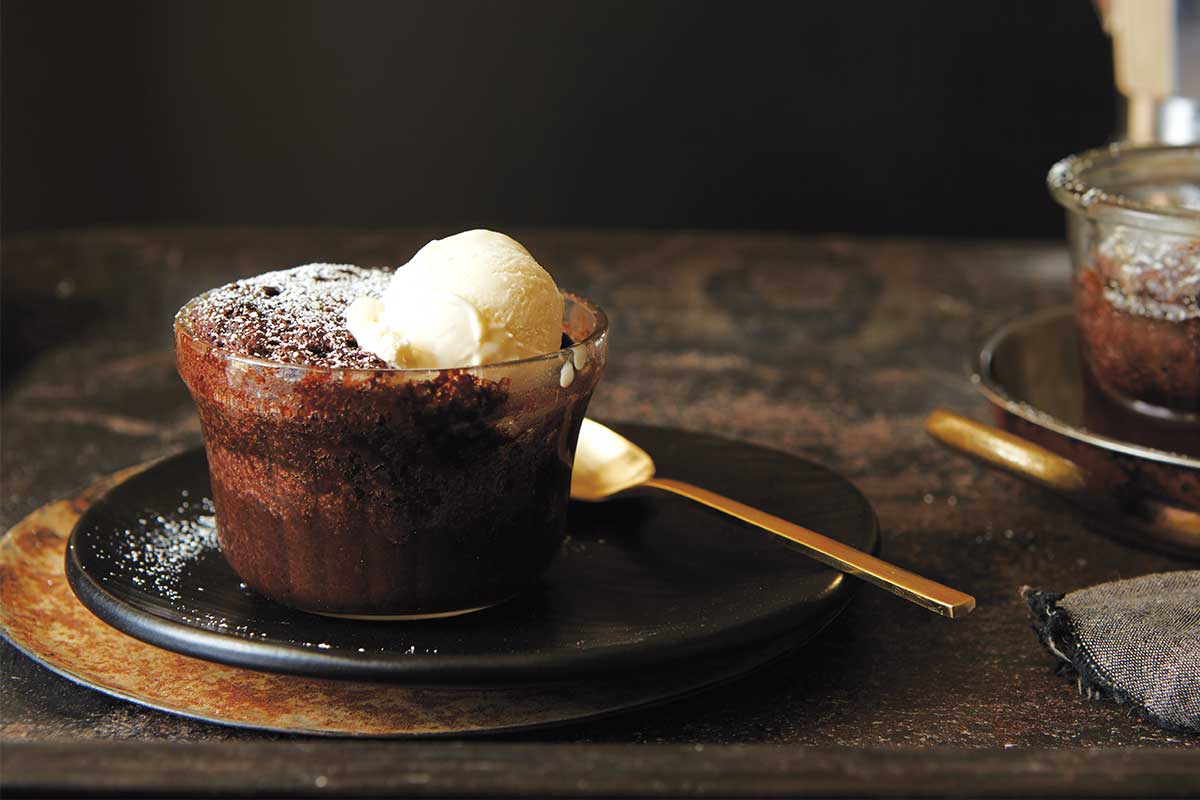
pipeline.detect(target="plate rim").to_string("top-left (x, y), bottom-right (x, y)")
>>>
top-left (0, 490), bottom-right (848, 737)
top-left (65, 422), bottom-right (879, 684)
top-left (974, 305), bottom-right (1200, 470)
top-left (2, 619), bottom-right (823, 737)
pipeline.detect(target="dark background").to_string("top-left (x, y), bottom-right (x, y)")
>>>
top-left (3, 0), bottom-right (1115, 238)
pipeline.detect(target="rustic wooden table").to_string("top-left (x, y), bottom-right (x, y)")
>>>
top-left (2, 228), bottom-right (1198, 797)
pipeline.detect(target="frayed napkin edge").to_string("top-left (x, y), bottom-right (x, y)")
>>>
top-left (1022, 585), bottom-right (1197, 735)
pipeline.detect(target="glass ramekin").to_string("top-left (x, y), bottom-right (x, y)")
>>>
top-left (1047, 144), bottom-right (1200, 423)
top-left (174, 292), bottom-right (608, 619)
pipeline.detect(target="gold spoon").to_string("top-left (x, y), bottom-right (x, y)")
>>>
top-left (570, 419), bottom-right (976, 619)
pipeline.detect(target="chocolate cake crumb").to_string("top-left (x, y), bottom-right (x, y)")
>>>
top-left (182, 263), bottom-right (391, 368)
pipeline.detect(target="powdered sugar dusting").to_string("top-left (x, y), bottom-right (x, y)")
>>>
top-left (1098, 228), bottom-right (1200, 320)
top-left (183, 263), bottom-right (392, 368)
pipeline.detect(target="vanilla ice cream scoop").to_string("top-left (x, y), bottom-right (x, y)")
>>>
top-left (346, 230), bottom-right (565, 369)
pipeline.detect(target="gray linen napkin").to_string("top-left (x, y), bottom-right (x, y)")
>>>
top-left (1025, 571), bottom-right (1200, 733)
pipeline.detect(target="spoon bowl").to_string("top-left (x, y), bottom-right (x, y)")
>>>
top-left (571, 419), bottom-right (656, 501)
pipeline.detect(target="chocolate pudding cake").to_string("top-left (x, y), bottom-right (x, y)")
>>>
top-left (1075, 235), bottom-right (1200, 419)
top-left (175, 260), bottom-right (607, 617)
top-left (1048, 144), bottom-right (1200, 423)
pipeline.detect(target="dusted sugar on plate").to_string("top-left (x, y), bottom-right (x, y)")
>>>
top-left (174, 231), bottom-right (608, 619)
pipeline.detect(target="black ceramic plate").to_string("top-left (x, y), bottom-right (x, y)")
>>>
top-left (67, 423), bottom-right (879, 684)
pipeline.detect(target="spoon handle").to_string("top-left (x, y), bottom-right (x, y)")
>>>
top-left (643, 477), bottom-right (976, 619)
